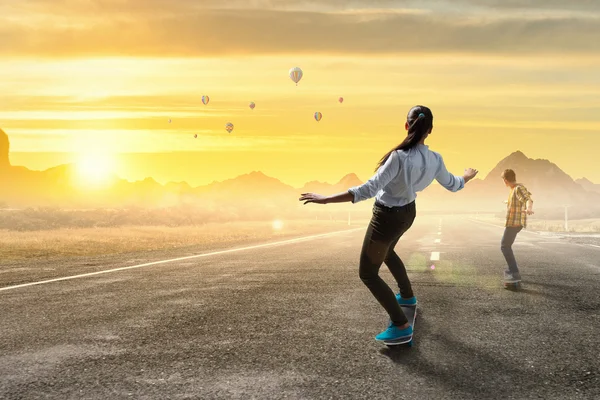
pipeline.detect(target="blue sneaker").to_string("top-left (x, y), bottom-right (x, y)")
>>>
top-left (375, 322), bottom-right (413, 342)
top-left (396, 294), bottom-right (417, 306)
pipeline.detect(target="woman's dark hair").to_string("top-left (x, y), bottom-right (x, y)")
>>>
top-left (374, 105), bottom-right (433, 171)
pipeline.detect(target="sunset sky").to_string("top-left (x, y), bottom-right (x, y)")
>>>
top-left (2, 0), bottom-right (600, 188)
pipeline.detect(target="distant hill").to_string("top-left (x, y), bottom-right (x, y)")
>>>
top-left (576, 178), bottom-right (600, 194)
top-left (417, 150), bottom-right (600, 217)
top-left (1, 128), bottom-right (599, 218)
top-left (483, 150), bottom-right (590, 202)
top-left (0, 128), bottom-right (9, 170)
top-left (195, 171), bottom-right (296, 197)
top-left (299, 173), bottom-right (364, 195)
top-left (337, 173), bottom-right (363, 188)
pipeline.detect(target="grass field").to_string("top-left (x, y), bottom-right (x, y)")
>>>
top-left (3, 207), bottom-right (598, 263)
top-left (472, 215), bottom-right (600, 233)
top-left (0, 219), bottom-right (365, 261)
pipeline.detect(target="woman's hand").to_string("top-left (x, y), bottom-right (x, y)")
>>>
top-left (299, 193), bottom-right (328, 205)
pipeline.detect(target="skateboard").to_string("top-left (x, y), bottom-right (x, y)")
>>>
top-left (503, 279), bottom-right (522, 290)
top-left (383, 305), bottom-right (417, 347)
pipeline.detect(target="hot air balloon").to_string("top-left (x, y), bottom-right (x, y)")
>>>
top-left (338, 97), bottom-right (344, 104)
top-left (289, 67), bottom-right (303, 86)
top-left (202, 95), bottom-right (210, 105)
top-left (194, 134), bottom-right (197, 139)
top-left (249, 102), bottom-right (255, 110)
top-left (225, 122), bottom-right (234, 133)
top-left (314, 112), bottom-right (322, 122)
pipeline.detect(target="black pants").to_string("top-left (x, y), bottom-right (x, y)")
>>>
top-left (359, 201), bottom-right (416, 326)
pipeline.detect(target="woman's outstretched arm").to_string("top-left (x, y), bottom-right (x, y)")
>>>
top-left (347, 151), bottom-right (400, 203)
top-left (299, 191), bottom-right (354, 204)
top-left (299, 150), bottom-right (400, 205)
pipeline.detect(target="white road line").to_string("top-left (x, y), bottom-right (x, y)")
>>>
top-left (437, 232), bottom-right (442, 235)
top-left (578, 243), bottom-right (600, 250)
top-left (571, 243), bottom-right (598, 250)
top-left (434, 239), bottom-right (441, 243)
top-left (0, 227), bottom-right (364, 293)
top-left (430, 252), bottom-right (440, 261)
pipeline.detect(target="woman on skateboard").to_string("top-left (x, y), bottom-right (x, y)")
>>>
top-left (299, 105), bottom-right (479, 342)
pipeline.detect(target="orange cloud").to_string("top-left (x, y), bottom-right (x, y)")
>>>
top-left (1, 3), bottom-right (600, 57)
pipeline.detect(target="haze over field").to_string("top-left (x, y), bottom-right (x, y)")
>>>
top-left (2, 127), bottom-right (600, 223)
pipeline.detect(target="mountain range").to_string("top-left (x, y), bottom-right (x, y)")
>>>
top-left (575, 178), bottom-right (600, 195)
top-left (1, 128), bottom-right (599, 218)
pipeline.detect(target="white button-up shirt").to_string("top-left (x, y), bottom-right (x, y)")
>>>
top-left (347, 144), bottom-right (465, 206)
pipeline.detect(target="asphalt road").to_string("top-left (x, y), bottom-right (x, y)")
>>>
top-left (1, 216), bottom-right (599, 399)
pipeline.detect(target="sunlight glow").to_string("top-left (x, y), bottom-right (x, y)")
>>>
top-left (76, 152), bottom-right (115, 187)
top-left (272, 219), bottom-right (284, 230)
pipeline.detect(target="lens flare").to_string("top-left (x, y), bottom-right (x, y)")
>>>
top-left (272, 219), bottom-right (284, 230)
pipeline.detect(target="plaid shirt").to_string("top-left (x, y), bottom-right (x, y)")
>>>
top-left (505, 184), bottom-right (532, 228)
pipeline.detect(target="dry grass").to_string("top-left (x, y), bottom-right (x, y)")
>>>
top-left (0, 220), bottom-right (359, 260)
top-left (526, 218), bottom-right (600, 233)
top-left (472, 215), bottom-right (600, 233)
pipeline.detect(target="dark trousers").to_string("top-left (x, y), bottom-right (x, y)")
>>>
top-left (501, 226), bottom-right (523, 273)
top-left (359, 201), bottom-right (416, 326)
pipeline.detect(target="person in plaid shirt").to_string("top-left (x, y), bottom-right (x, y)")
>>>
top-left (501, 169), bottom-right (534, 282)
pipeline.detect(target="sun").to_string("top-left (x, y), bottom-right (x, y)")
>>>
top-left (272, 219), bottom-right (284, 230)
top-left (75, 152), bottom-right (115, 186)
